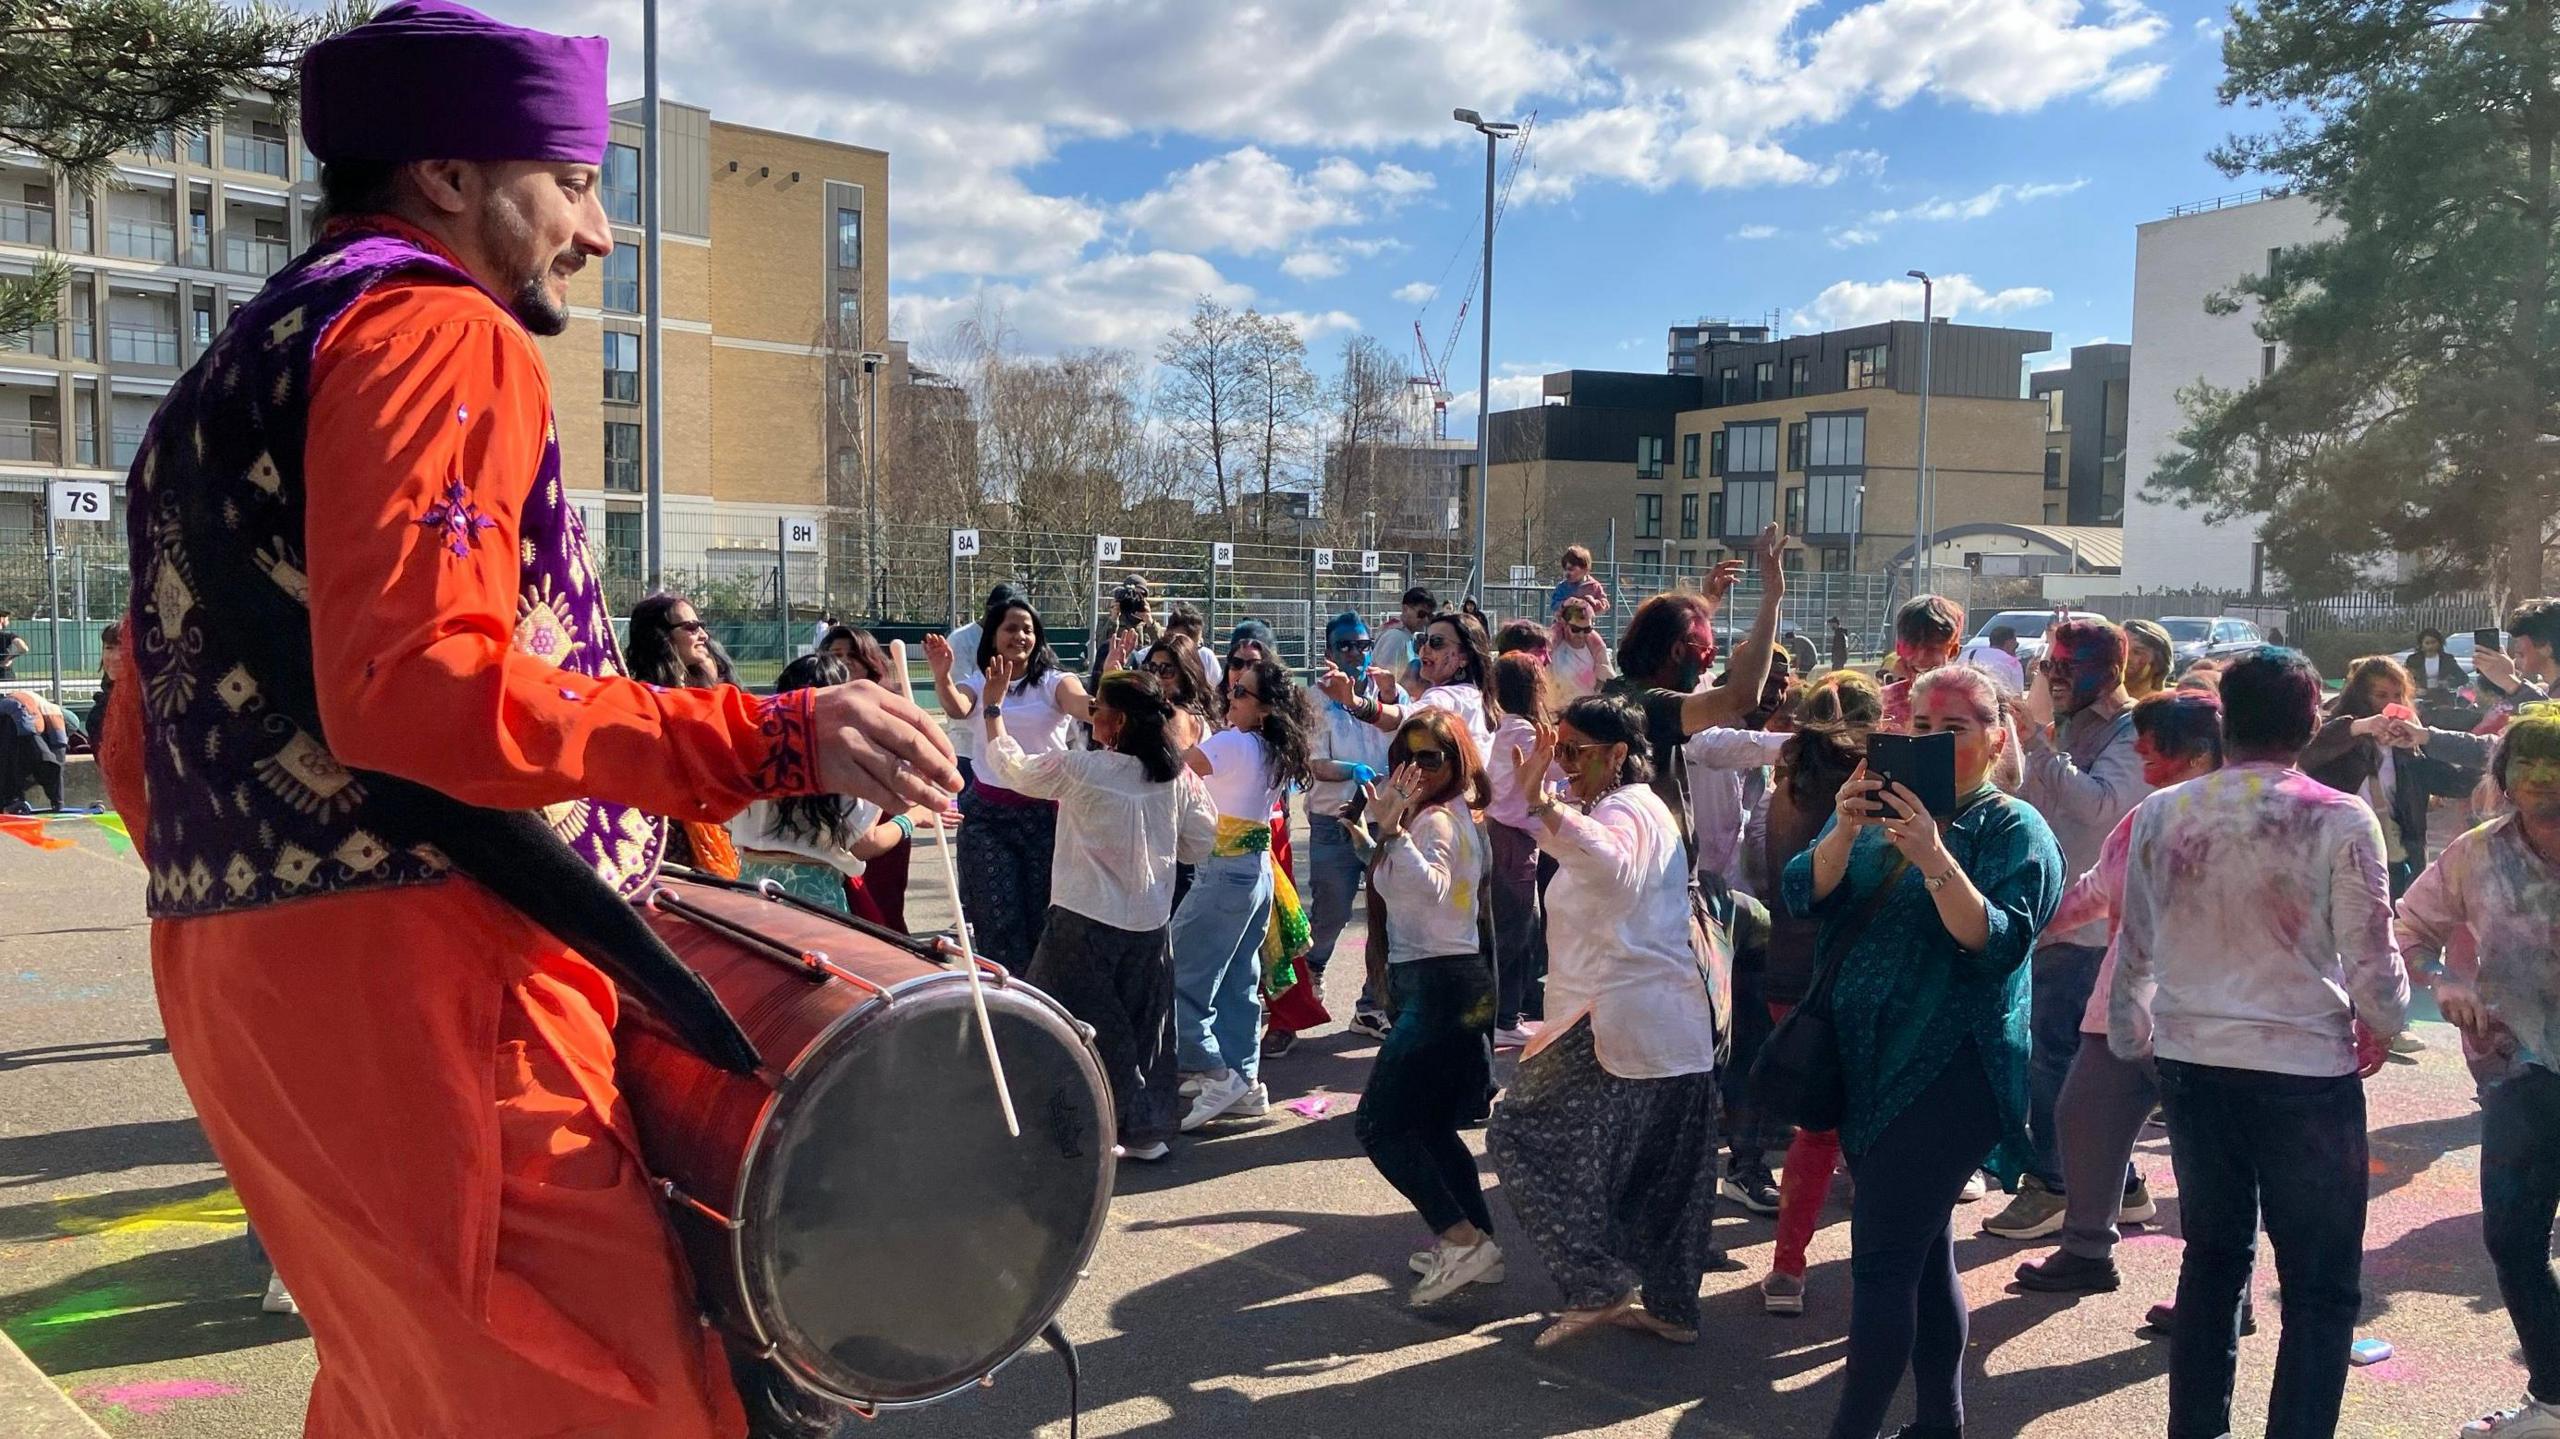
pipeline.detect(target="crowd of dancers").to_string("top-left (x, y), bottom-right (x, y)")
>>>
top-left (651, 545), bottom-right (2560, 1439)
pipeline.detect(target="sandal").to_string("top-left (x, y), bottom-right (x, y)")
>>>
top-left (1611, 1307), bottom-right (1699, 1344)
top-left (1533, 1291), bottom-right (1636, 1349)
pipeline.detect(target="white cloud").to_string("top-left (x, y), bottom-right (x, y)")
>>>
top-left (1790, 273), bottom-right (2055, 330)
top-left (1392, 281), bottom-right (1440, 303)
top-left (1123, 146), bottom-right (1432, 256)
top-left (1868, 177), bottom-right (2087, 225)
top-left (2094, 62), bottom-right (2170, 104)
top-left (901, 250), bottom-right (1255, 354)
top-left (1732, 224), bottom-right (1780, 240)
top-left (1830, 227), bottom-right (1881, 249)
top-left (1448, 364), bottom-right (1559, 424)
top-left (1282, 250), bottom-right (1348, 280)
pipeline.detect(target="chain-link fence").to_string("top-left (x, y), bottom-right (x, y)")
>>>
top-left (0, 528), bottom-right (129, 702)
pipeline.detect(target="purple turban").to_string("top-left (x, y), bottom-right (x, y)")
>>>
top-left (300, 0), bottom-right (609, 166)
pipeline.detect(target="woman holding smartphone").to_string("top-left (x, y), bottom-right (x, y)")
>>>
top-left (1782, 664), bottom-right (2063, 1439)
top-left (1356, 710), bottom-right (1500, 1305)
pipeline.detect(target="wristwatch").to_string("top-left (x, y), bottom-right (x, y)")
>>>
top-left (984, 704), bottom-right (1003, 718)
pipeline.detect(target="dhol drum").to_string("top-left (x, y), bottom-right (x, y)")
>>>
top-left (619, 870), bottom-right (1114, 1422)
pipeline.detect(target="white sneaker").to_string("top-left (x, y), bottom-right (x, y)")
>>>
top-left (1230, 1081), bottom-right (1270, 1118)
top-left (1958, 1170), bottom-right (1989, 1203)
top-left (1493, 1024), bottom-right (1534, 1049)
top-left (1121, 1141), bottom-right (1170, 1162)
top-left (2464, 1396), bottom-right (2560, 1437)
top-left (261, 1271), bottom-right (298, 1315)
top-left (1410, 1238), bottom-right (1504, 1305)
top-left (1411, 1246), bottom-right (1506, 1281)
top-left (1177, 1070), bottom-right (1210, 1099)
top-left (1180, 1071), bottom-right (1252, 1131)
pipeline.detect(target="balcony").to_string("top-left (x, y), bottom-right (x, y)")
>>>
top-left (70, 318), bottom-right (93, 361)
top-left (222, 231), bottom-right (288, 277)
top-left (222, 132), bottom-right (289, 179)
top-left (104, 217), bottom-right (176, 263)
top-left (0, 200), bottom-right (54, 247)
top-left (0, 420), bottom-right (60, 464)
top-left (0, 325), bottom-right (57, 359)
top-left (107, 323), bottom-right (179, 367)
top-left (110, 425), bottom-right (149, 467)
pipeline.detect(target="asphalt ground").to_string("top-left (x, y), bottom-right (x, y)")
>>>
top-left (0, 803), bottom-right (2537, 1439)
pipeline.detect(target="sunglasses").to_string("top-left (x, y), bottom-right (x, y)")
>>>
top-left (1143, 659), bottom-right (1182, 677)
top-left (1335, 638), bottom-right (1375, 652)
top-left (1228, 686), bottom-right (1263, 704)
top-left (1405, 749), bottom-right (1450, 771)
top-left (671, 619), bottom-right (706, 635)
top-left (1565, 623), bottom-right (1595, 636)
top-left (1554, 740), bottom-right (1605, 764)
top-left (1420, 633), bottom-right (1455, 651)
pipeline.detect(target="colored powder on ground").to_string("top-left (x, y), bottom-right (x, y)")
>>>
top-left (1282, 1093), bottom-right (1336, 1120)
top-left (4, 1284), bottom-right (147, 1338)
top-left (70, 1378), bottom-right (243, 1415)
top-left (52, 1186), bottom-right (246, 1238)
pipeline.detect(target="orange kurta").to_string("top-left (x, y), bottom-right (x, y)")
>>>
top-left (126, 233), bottom-right (800, 1438)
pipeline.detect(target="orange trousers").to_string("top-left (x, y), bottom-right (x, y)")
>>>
top-left (153, 879), bottom-right (745, 1439)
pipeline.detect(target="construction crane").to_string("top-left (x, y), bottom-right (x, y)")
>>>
top-left (1409, 320), bottom-right (1452, 440)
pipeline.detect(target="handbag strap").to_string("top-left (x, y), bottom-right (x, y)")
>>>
top-left (1799, 851), bottom-right (1911, 1008)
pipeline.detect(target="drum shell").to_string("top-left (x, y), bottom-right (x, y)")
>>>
top-left (619, 879), bottom-right (1115, 1410)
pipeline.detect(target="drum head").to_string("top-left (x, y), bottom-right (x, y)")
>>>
top-left (746, 975), bottom-right (1112, 1406)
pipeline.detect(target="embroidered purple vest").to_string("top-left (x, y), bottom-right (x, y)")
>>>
top-left (124, 226), bottom-right (665, 918)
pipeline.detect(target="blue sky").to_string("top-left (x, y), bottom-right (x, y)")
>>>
top-left (500, 0), bottom-right (2265, 426)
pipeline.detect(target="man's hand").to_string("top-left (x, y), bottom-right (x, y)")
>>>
top-left (2019, 664), bottom-right (2056, 732)
top-left (1317, 661), bottom-right (1354, 706)
top-left (1702, 559), bottom-right (1746, 604)
top-left (2433, 981), bottom-right (2492, 1043)
top-left (1754, 521), bottom-right (1786, 597)
top-left (2474, 647), bottom-right (2519, 692)
top-left (811, 680), bottom-right (962, 811)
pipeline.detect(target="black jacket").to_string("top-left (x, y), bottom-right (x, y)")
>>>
top-left (2301, 712), bottom-right (2490, 863)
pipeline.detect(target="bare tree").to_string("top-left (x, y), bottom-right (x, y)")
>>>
top-left (1324, 332), bottom-right (1412, 546)
top-left (1239, 311), bottom-right (1319, 543)
top-left (1156, 297), bottom-right (1252, 539)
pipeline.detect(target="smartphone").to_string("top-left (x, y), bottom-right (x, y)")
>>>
top-left (2473, 628), bottom-right (2502, 654)
top-left (1867, 730), bottom-right (1959, 818)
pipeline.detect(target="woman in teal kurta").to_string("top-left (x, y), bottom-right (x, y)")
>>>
top-left (1782, 664), bottom-right (2062, 1439)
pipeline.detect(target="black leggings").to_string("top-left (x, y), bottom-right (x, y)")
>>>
top-left (1356, 955), bottom-right (1497, 1236)
top-left (1827, 1042), bottom-right (2004, 1439)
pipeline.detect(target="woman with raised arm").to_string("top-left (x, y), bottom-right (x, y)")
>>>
top-left (1318, 608), bottom-right (1499, 739)
top-left (728, 652), bottom-right (957, 913)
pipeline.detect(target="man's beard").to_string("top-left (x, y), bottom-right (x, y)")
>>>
top-left (511, 271), bottom-right (570, 336)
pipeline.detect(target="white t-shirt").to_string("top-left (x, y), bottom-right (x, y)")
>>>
top-left (728, 796), bottom-right (883, 877)
top-left (1535, 783), bottom-right (1717, 1079)
top-left (979, 737), bottom-right (1220, 931)
top-left (964, 666), bottom-right (1078, 760)
top-left (1373, 801), bottom-right (1489, 964)
top-left (1195, 726), bottom-right (1280, 820)
top-left (1414, 682), bottom-right (1491, 736)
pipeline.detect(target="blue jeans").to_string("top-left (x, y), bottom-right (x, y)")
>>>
top-left (1303, 818), bottom-right (1366, 983)
top-left (1170, 851), bottom-right (1272, 1083)
top-left (2026, 940), bottom-right (2122, 1193)
top-left (2157, 1059), bottom-right (2369, 1439)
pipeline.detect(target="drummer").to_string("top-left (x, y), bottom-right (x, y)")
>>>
top-left (96, 4), bottom-right (957, 1435)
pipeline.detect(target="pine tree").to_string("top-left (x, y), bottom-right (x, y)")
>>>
top-left (0, 0), bottom-right (350, 338)
top-left (2150, 0), bottom-right (2560, 597)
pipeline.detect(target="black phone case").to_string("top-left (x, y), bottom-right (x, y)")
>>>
top-left (1869, 730), bottom-right (1959, 817)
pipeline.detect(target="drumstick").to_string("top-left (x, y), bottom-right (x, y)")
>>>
top-left (890, 638), bottom-right (1021, 1138)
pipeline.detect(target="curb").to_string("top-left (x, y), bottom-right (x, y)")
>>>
top-left (0, 1331), bottom-right (110, 1439)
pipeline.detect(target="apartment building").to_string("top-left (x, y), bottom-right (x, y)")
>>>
top-left (2029, 342), bottom-right (2131, 527)
top-left (1489, 319), bottom-right (2055, 592)
top-left (0, 97), bottom-right (891, 610)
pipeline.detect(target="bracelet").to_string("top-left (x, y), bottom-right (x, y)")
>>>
top-left (891, 813), bottom-right (916, 841)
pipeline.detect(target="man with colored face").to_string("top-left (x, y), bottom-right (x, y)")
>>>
top-left (1307, 612), bottom-right (1394, 1038)
top-left (1984, 617), bottom-right (2156, 1244)
top-left (1880, 594), bottom-right (1965, 730)
top-left (1601, 523), bottom-right (1788, 836)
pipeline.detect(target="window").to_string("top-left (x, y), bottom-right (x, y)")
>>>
top-left (1804, 473), bottom-right (1864, 536)
top-left (1708, 429), bottom-right (1727, 477)
top-left (1753, 360), bottom-right (1774, 400)
top-left (603, 422), bottom-right (642, 492)
top-left (1786, 421), bottom-right (1806, 472)
top-left (1633, 550), bottom-right (1663, 587)
top-left (836, 207), bottom-right (862, 268)
top-left (836, 288), bottom-right (861, 343)
top-left (2260, 343), bottom-right (2277, 379)
top-left (1788, 355), bottom-right (1809, 395)
top-left (601, 245), bottom-right (639, 313)
top-left (1718, 366), bottom-right (1740, 404)
top-left (1784, 486), bottom-right (1805, 535)
top-left (1679, 492), bottom-right (1699, 539)
top-left (2044, 445), bottom-right (2064, 488)
top-left (1723, 421), bottom-right (1777, 473)
top-left (1846, 344), bottom-right (1888, 389)
top-left (603, 143), bottom-right (640, 224)
top-left (1721, 478), bottom-right (1776, 538)
top-left (1635, 434), bottom-right (1665, 479)
top-left (603, 508), bottom-right (642, 574)
top-left (1678, 548), bottom-right (1698, 572)
top-left (1681, 432), bottom-right (1700, 479)
top-left (1637, 493), bottom-right (1663, 539)
top-left (602, 331), bottom-right (639, 403)
top-left (1820, 547), bottom-right (1850, 572)
top-left (1806, 413), bottom-right (1866, 468)
top-left (2044, 389), bottom-right (2066, 430)
top-left (1706, 491), bottom-right (1726, 538)
top-left (2044, 502), bottom-right (2062, 524)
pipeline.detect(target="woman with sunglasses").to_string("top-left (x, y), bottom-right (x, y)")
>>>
top-left (1320, 609), bottom-right (1499, 740)
top-left (1548, 598), bottom-right (1614, 702)
top-left (1137, 635), bottom-right (1218, 746)
top-left (1488, 694), bottom-right (1726, 1349)
top-left (1358, 708), bottom-right (1502, 1305)
top-left (926, 594), bottom-right (1104, 974)
top-left (1171, 657), bottom-right (1316, 1129)
top-left (626, 592), bottom-right (742, 878)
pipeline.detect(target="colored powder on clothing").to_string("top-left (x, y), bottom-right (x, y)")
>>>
top-left (70, 1378), bottom-right (244, 1414)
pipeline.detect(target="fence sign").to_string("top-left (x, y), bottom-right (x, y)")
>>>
top-left (781, 516), bottom-right (821, 554)
top-left (1509, 564), bottom-right (1537, 583)
top-left (49, 480), bottom-right (110, 523)
top-left (1212, 542), bottom-right (1234, 567)
top-left (1097, 535), bottom-right (1123, 563)
top-left (1312, 548), bottom-right (1334, 572)
top-left (1360, 550), bottom-right (1380, 574)
top-left (951, 528), bottom-right (982, 559)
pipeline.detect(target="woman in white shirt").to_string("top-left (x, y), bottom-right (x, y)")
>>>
top-left (1319, 609), bottom-right (1499, 741)
top-left (1355, 709), bottom-right (1502, 1306)
top-left (982, 661), bottom-right (1219, 1161)
top-left (729, 653), bottom-right (952, 913)
top-left (1548, 598), bottom-right (1615, 702)
top-left (1170, 657), bottom-right (1315, 1131)
top-left (926, 596), bottom-right (1100, 974)
top-left (1488, 693), bottom-right (1723, 1350)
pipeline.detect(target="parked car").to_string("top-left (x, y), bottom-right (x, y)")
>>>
top-left (2160, 615), bottom-right (2264, 673)
top-left (1968, 609), bottom-right (2106, 667)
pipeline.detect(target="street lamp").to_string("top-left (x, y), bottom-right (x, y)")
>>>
top-left (1455, 107), bottom-right (1521, 605)
top-left (1906, 269), bottom-right (1935, 598)
top-left (858, 350), bottom-right (886, 618)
